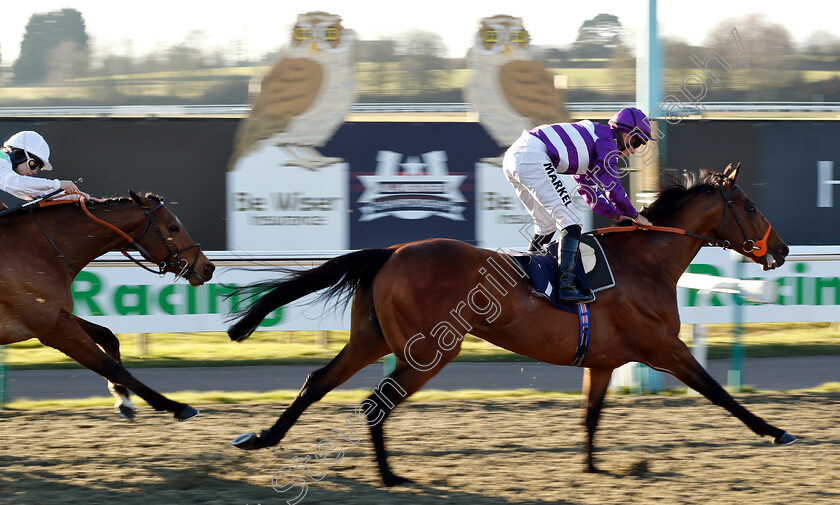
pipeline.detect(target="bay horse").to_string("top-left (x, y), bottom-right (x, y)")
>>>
top-left (227, 164), bottom-right (794, 486)
top-left (0, 191), bottom-right (215, 421)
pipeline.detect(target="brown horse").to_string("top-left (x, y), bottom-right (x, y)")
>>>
top-left (0, 191), bottom-right (215, 421)
top-left (227, 164), bottom-right (794, 486)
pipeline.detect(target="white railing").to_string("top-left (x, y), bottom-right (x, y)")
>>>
top-left (2, 102), bottom-right (840, 118)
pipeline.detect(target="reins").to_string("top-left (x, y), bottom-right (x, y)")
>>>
top-left (24, 193), bottom-right (199, 280)
top-left (78, 196), bottom-right (160, 270)
top-left (590, 184), bottom-right (773, 255)
top-left (590, 223), bottom-right (734, 247)
top-left (78, 196), bottom-right (201, 279)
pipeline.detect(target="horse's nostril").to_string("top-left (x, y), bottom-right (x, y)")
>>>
top-left (205, 263), bottom-right (216, 274)
top-left (779, 245), bottom-right (790, 258)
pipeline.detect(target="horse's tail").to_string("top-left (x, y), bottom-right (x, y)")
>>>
top-left (227, 248), bottom-right (396, 342)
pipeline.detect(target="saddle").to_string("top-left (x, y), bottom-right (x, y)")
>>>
top-left (506, 234), bottom-right (615, 315)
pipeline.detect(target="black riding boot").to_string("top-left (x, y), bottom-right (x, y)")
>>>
top-left (528, 232), bottom-right (555, 253)
top-left (555, 226), bottom-right (593, 303)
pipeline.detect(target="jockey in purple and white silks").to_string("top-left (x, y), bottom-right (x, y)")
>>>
top-left (502, 107), bottom-right (654, 303)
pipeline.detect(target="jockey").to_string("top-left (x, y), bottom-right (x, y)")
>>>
top-left (502, 107), bottom-right (654, 303)
top-left (0, 131), bottom-right (98, 202)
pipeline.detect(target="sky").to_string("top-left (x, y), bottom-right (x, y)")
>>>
top-left (1, 1), bottom-right (838, 65)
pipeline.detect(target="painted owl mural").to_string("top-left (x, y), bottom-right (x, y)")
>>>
top-left (464, 14), bottom-right (571, 149)
top-left (229, 11), bottom-right (356, 170)
top-left (226, 11), bottom-right (355, 252)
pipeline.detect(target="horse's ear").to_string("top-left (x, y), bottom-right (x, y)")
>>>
top-left (726, 162), bottom-right (741, 183)
top-left (723, 163), bottom-right (733, 176)
top-left (129, 190), bottom-right (148, 208)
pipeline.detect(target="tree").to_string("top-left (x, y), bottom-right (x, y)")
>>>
top-left (703, 14), bottom-right (799, 100)
top-left (13, 8), bottom-right (89, 84)
top-left (571, 14), bottom-right (623, 60)
top-left (356, 40), bottom-right (398, 96)
top-left (804, 30), bottom-right (840, 57)
top-left (536, 47), bottom-right (570, 67)
top-left (165, 30), bottom-right (214, 71)
top-left (395, 29), bottom-right (447, 96)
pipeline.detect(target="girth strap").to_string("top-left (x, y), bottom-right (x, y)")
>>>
top-left (571, 302), bottom-right (591, 367)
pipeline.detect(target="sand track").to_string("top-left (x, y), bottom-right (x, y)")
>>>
top-left (1, 393), bottom-right (838, 504)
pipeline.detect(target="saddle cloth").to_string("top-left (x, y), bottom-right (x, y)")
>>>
top-left (506, 234), bottom-right (615, 314)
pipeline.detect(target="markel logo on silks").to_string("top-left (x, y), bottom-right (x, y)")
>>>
top-left (356, 150), bottom-right (466, 221)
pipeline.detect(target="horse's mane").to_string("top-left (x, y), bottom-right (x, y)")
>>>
top-left (640, 170), bottom-right (723, 223)
top-left (87, 193), bottom-right (164, 206)
top-left (27, 193), bottom-right (165, 209)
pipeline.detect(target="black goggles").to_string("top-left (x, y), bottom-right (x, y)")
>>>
top-left (628, 135), bottom-right (647, 149)
top-left (10, 149), bottom-right (44, 170)
top-left (27, 155), bottom-right (44, 171)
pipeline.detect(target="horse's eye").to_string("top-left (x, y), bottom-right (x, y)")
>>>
top-left (746, 206), bottom-right (756, 213)
top-left (169, 225), bottom-right (180, 233)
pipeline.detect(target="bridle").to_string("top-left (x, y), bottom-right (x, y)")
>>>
top-left (715, 183), bottom-right (772, 256)
top-left (592, 183), bottom-right (773, 256)
top-left (78, 196), bottom-right (202, 279)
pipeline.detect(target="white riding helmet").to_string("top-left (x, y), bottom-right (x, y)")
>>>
top-left (3, 131), bottom-right (53, 171)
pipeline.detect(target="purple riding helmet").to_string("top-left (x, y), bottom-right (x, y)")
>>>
top-left (608, 107), bottom-right (655, 142)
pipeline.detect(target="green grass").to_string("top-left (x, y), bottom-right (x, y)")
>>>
top-left (687, 322), bottom-right (840, 359)
top-left (801, 70), bottom-right (840, 83)
top-left (3, 322), bottom-right (840, 371)
top-left (2, 331), bottom-right (524, 370)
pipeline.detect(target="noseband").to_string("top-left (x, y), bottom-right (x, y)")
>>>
top-left (715, 184), bottom-right (772, 256)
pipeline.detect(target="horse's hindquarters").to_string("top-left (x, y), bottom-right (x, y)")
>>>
top-left (372, 241), bottom-right (586, 367)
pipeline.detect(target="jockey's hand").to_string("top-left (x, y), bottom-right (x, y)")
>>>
top-left (59, 180), bottom-right (80, 195)
top-left (633, 214), bottom-right (652, 227)
top-left (54, 191), bottom-right (102, 203)
top-left (618, 214), bottom-right (652, 226)
top-left (81, 192), bottom-right (103, 203)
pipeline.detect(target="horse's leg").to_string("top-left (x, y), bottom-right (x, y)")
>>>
top-left (362, 358), bottom-right (452, 487)
top-left (646, 342), bottom-right (795, 444)
top-left (581, 367), bottom-right (613, 473)
top-left (39, 311), bottom-right (199, 421)
top-left (72, 316), bottom-right (136, 421)
top-left (234, 289), bottom-right (390, 450)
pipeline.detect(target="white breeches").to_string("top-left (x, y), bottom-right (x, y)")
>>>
top-left (502, 131), bottom-right (582, 235)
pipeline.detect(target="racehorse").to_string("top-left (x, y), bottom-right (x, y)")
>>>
top-left (0, 191), bottom-right (215, 421)
top-left (227, 164), bottom-right (795, 486)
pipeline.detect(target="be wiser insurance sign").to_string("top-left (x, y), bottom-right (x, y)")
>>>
top-left (226, 143), bottom-right (349, 251)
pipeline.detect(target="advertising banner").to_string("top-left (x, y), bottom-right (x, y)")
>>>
top-left (226, 144), bottom-right (349, 251)
top-left (71, 253), bottom-right (350, 333)
top-left (678, 246), bottom-right (840, 324)
top-left (322, 122), bottom-right (499, 248)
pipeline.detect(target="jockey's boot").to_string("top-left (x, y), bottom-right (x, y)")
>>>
top-left (555, 227), bottom-right (593, 303)
top-left (528, 231), bottom-right (555, 253)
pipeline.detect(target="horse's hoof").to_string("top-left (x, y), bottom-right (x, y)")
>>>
top-left (232, 432), bottom-right (260, 450)
top-left (382, 472), bottom-right (413, 487)
top-left (116, 405), bottom-right (136, 422)
top-left (175, 405), bottom-right (200, 422)
top-left (772, 432), bottom-right (796, 445)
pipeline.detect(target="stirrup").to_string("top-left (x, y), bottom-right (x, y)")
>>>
top-left (556, 287), bottom-right (593, 304)
top-left (577, 289), bottom-right (596, 304)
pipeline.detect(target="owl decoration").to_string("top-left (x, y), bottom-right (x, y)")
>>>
top-left (229, 11), bottom-right (356, 170)
top-left (464, 15), bottom-right (571, 152)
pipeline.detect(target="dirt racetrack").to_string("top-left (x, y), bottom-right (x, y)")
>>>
top-left (1, 393), bottom-right (838, 504)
